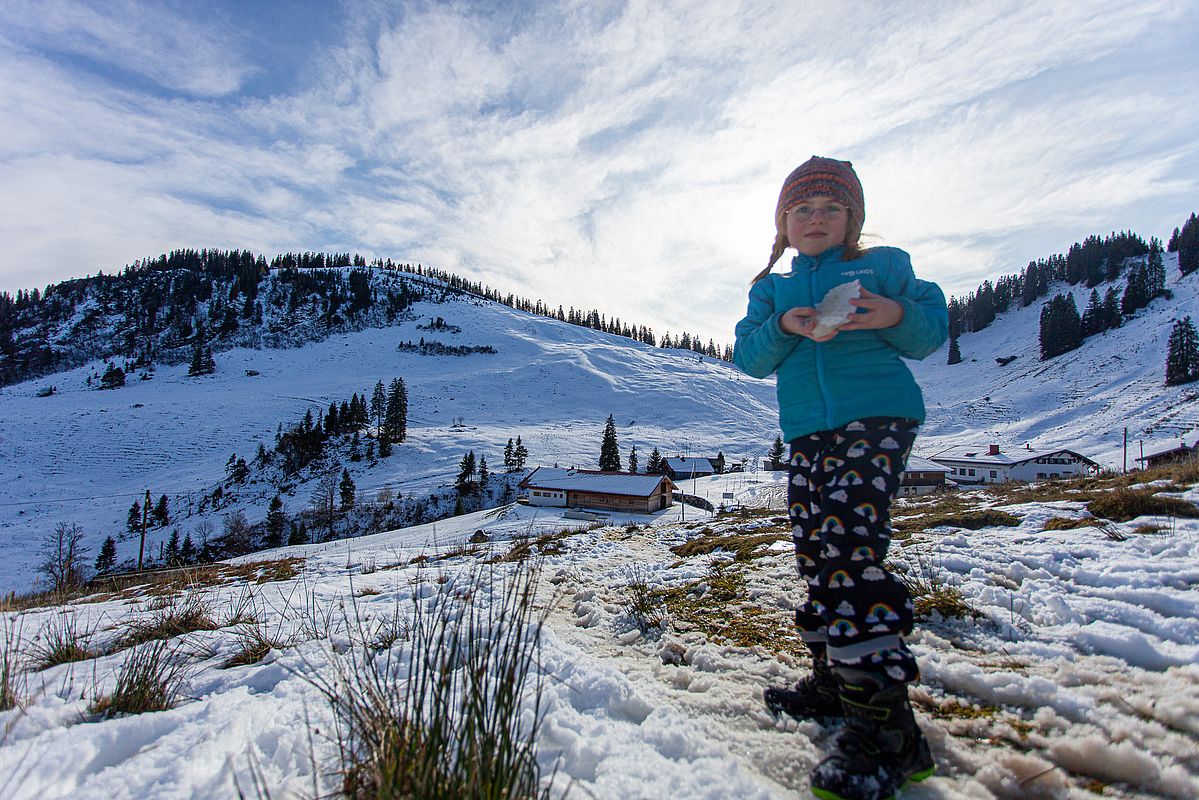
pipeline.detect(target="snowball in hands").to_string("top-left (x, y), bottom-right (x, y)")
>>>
top-left (810, 280), bottom-right (861, 337)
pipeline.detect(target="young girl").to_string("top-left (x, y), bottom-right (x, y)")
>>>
top-left (733, 157), bottom-right (947, 800)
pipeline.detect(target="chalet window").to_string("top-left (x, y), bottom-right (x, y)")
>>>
top-left (968, 468), bottom-right (976, 476)
top-left (989, 470), bottom-right (997, 479)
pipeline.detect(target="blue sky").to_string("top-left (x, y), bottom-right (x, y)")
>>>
top-left (1, 0), bottom-right (1196, 342)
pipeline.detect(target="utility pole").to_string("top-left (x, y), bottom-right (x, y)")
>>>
top-left (138, 488), bottom-right (150, 570)
top-left (1123, 427), bottom-right (1128, 474)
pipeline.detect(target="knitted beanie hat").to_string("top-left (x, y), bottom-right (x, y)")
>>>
top-left (767, 156), bottom-right (864, 268)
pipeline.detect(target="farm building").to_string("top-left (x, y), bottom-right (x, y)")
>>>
top-left (661, 457), bottom-right (717, 482)
top-left (929, 444), bottom-right (1099, 484)
top-left (1135, 439), bottom-right (1198, 469)
top-left (899, 456), bottom-right (951, 496)
top-left (519, 467), bottom-right (675, 514)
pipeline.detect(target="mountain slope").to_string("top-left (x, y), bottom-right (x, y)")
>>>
top-left (0, 292), bottom-right (776, 592)
top-left (912, 252), bottom-right (1199, 465)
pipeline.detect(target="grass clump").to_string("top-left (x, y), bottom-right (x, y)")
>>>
top-left (1042, 516), bottom-right (1095, 531)
top-left (895, 557), bottom-right (977, 620)
top-left (219, 623), bottom-right (289, 669)
top-left (30, 612), bottom-right (100, 670)
top-left (90, 640), bottom-right (188, 717)
top-left (0, 616), bottom-right (25, 711)
top-left (653, 566), bottom-right (807, 657)
top-left (1086, 488), bottom-right (1199, 523)
top-left (622, 565), bottom-right (666, 633)
top-left (308, 562), bottom-right (556, 800)
top-left (119, 593), bottom-right (219, 649)
top-left (671, 531), bottom-right (787, 562)
top-left (894, 508), bottom-right (1021, 534)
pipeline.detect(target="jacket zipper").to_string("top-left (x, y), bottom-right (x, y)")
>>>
top-left (808, 254), bottom-right (835, 430)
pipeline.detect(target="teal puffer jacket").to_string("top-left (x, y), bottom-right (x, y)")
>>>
top-left (733, 245), bottom-right (947, 441)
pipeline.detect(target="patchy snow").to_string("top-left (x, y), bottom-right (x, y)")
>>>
top-left (1, 480), bottom-right (1197, 799)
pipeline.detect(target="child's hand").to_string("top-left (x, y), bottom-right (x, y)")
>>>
top-left (779, 307), bottom-right (839, 342)
top-left (841, 288), bottom-right (904, 330)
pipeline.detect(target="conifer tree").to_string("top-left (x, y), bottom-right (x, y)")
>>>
top-left (95, 535), bottom-right (117, 573)
top-left (456, 451), bottom-right (477, 495)
top-left (127, 500), bottom-right (142, 534)
top-left (1147, 237), bottom-right (1166, 298)
top-left (599, 415), bottom-right (621, 471)
top-left (947, 332), bottom-right (961, 365)
top-left (180, 532), bottom-right (196, 564)
top-left (339, 469), bottom-right (356, 511)
top-left (1039, 293), bottom-right (1083, 360)
top-left (1121, 265), bottom-right (1148, 315)
top-left (152, 494), bottom-right (169, 527)
top-left (1103, 287), bottom-right (1122, 330)
top-left (628, 446), bottom-right (638, 473)
top-left (504, 438), bottom-right (514, 470)
top-left (478, 456), bottom-right (489, 492)
top-left (1165, 317), bottom-right (1199, 386)
top-left (101, 362), bottom-right (126, 389)
top-left (265, 496), bottom-right (287, 548)
top-left (647, 447), bottom-right (663, 473)
top-left (514, 436), bottom-right (528, 470)
top-left (287, 523), bottom-right (308, 547)
top-left (383, 377), bottom-right (408, 444)
top-left (769, 435), bottom-right (786, 465)
top-left (165, 529), bottom-right (181, 565)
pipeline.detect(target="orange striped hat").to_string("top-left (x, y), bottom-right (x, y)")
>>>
top-left (775, 156), bottom-right (864, 229)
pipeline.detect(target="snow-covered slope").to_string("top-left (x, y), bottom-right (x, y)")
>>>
top-left (0, 294), bottom-right (777, 592)
top-left (913, 253), bottom-right (1199, 465)
top-left (2, 255), bottom-right (1197, 595)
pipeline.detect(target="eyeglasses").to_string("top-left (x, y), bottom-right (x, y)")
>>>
top-left (785, 203), bottom-right (846, 222)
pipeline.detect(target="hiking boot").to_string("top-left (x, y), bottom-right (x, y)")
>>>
top-left (809, 680), bottom-right (935, 800)
top-left (764, 651), bottom-right (842, 721)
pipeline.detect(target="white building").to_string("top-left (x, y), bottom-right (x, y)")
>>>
top-left (929, 444), bottom-right (1098, 485)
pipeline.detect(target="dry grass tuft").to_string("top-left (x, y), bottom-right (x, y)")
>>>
top-left (670, 531), bottom-right (787, 562)
top-left (894, 557), bottom-right (977, 620)
top-left (894, 508), bottom-right (1021, 535)
top-left (1042, 516), bottom-right (1094, 531)
top-left (1086, 488), bottom-right (1199, 523)
top-left (622, 566), bottom-right (666, 633)
top-left (29, 612), bottom-right (100, 670)
top-left (118, 593), bottom-right (219, 649)
top-left (307, 562), bottom-right (557, 799)
top-left (90, 639), bottom-right (188, 717)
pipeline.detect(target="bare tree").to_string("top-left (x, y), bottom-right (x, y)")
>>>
top-left (311, 470), bottom-right (340, 541)
top-left (39, 522), bottom-right (88, 592)
top-left (220, 510), bottom-right (254, 556)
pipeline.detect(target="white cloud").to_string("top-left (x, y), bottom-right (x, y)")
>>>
top-left (1, 0), bottom-right (1196, 345)
top-left (0, 0), bottom-right (254, 96)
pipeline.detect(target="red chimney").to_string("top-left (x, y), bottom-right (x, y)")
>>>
top-left (988, 444), bottom-right (1000, 456)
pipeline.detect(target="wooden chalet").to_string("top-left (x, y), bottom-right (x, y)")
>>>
top-left (519, 467), bottom-right (675, 514)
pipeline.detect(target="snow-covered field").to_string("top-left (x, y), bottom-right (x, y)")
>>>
top-left (1, 472), bottom-right (1196, 799)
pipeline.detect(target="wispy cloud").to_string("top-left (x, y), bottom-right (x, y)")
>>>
top-left (1, 0), bottom-right (1196, 338)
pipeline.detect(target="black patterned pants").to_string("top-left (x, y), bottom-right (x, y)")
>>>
top-left (787, 417), bottom-right (920, 686)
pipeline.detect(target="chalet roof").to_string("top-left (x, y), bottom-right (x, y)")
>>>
top-left (519, 467), bottom-right (669, 497)
top-left (930, 446), bottom-right (1099, 467)
top-left (1135, 440), bottom-right (1198, 463)
top-left (663, 457), bottom-right (715, 474)
top-left (906, 455), bottom-right (951, 473)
